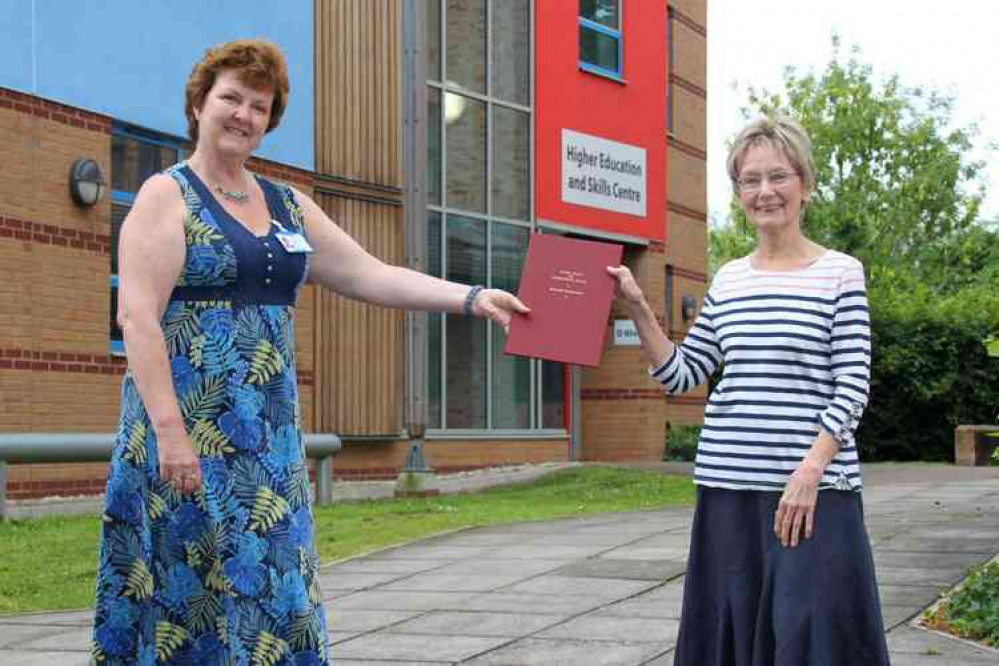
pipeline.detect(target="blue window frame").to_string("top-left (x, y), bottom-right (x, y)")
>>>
top-left (109, 125), bottom-right (184, 354)
top-left (579, 0), bottom-right (622, 80)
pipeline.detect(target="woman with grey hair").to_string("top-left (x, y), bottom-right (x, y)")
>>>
top-left (608, 115), bottom-right (889, 665)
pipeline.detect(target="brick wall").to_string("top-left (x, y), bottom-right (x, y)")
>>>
top-left (0, 87), bottom-right (319, 500)
top-left (576, 2), bottom-right (708, 461)
top-left (332, 437), bottom-right (571, 480)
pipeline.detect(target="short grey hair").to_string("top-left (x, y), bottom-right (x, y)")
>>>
top-left (726, 115), bottom-right (816, 194)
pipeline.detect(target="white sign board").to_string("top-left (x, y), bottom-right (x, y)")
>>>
top-left (613, 319), bottom-right (641, 346)
top-left (562, 129), bottom-right (647, 217)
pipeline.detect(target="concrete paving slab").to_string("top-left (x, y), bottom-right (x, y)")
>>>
top-left (601, 587), bottom-right (685, 620)
top-left (384, 610), bottom-right (566, 638)
top-left (431, 533), bottom-right (535, 546)
top-left (485, 544), bottom-right (608, 560)
top-left (0, 611), bottom-right (93, 627)
top-left (498, 575), bottom-right (659, 600)
top-left (876, 537), bottom-right (999, 553)
top-left (873, 551), bottom-right (993, 569)
top-left (328, 630), bottom-right (367, 644)
top-left (536, 613), bottom-right (680, 644)
top-left (327, 609), bottom-right (424, 632)
top-left (0, 650), bottom-right (90, 666)
top-left (426, 558), bottom-right (569, 578)
top-left (451, 593), bottom-right (610, 615)
top-left (379, 574), bottom-right (529, 593)
top-left (887, 625), bottom-right (999, 661)
top-left (612, 533), bottom-right (691, 546)
top-left (372, 546), bottom-right (495, 561)
top-left (881, 605), bottom-right (920, 630)
top-left (333, 661), bottom-right (450, 665)
top-left (868, 512), bottom-right (985, 525)
top-left (332, 632), bottom-right (509, 662)
top-left (595, 546), bottom-right (690, 561)
top-left (877, 584), bottom-right (947, 607)
top-left (334, 590), bottom-right (479, 612)
top-left (461, 637), bottom-right (667, 665)
top-left (637, 651), bottom-right (675, 666)
top-left (552, 558), bottom-right (686, 581)
top-left (903, 523), bottom-right (999, 539)
top-left (336, 659), bottom-right (454, 666)
top-left (325, 558), bottom-right (454, 575)
top-left (0, 624), bottom-right (79, 649)
top-left (318, 571), bottom-right (414, 594)
top-left (883, 656), bottom-right (999, 666)
top-left (874, 566), bottom-right (970, 587)
top-left (528, 534), bottom-right (661, 548)
top-left (10, 626), bottom-right (91, 651)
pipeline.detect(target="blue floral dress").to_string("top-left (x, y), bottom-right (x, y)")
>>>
top-left (91, 164), bottom-right (330, 666)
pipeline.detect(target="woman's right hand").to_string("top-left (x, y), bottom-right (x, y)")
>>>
top-left (157, 428), bottom-right (202, 495)
top-left (606, 265), bottom-right (646, 306)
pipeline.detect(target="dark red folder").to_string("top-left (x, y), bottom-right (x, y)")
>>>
top-left (504, 234), bottom-right (623, 367)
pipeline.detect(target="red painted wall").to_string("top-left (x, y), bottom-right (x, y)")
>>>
top-left (536, 1), bottom-right (667, 241)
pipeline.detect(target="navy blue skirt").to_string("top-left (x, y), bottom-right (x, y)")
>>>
top-left (674, 487), bottom-right (890, 666)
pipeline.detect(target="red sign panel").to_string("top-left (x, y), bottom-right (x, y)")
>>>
top-left (535, 1), bottom-right (668, 241)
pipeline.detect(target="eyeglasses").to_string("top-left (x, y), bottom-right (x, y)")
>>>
top-left (737, 170), bottom-right (799, 193)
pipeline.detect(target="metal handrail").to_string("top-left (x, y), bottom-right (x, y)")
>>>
top-left (0, 433), bottom-right (341, 520)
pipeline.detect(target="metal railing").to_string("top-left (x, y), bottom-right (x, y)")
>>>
top-left (0, 433), bottom-right (341, 520)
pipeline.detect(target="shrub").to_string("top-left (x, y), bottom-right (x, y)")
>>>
top-left (858, 272), bottom-right (999, 461)
top-left (923, 561), bottom-right (999, 647)
top-left (663, 423), bottom-right (701, 462)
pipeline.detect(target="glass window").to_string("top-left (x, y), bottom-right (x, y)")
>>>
top-left (542, 360), bottom-right (566, 429)
top-left (445, 93), bottom-right (486, 213)
top-left (445, 215), bottom-right (488, 428)
top-left (446, 0), bottom-right (486, 93)
top-left (111, 135), bottom-right (178, 194)
top-left (427, 211), bottom-right (443, 428)
top-left (425, 0), bottom-right (556, 432)
top-left (428, 88), bottom-right (442, 206)
top-left (427, 0), bottom-right (441, 82)
top-left (579, 0), bottom-right (622, 78)
top-left (491, 0), bottom-right (530, 105)
top-left (581, 0), bottom-right (619, 28)
top-left (490, 223), bottom-right (531, 428)
top-left (110, 129), bottom-right (181, 354)
top-left (491, 106), bottom-right (530, 221)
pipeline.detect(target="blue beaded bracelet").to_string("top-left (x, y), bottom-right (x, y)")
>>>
top-left (463, 285), bottom-right (484, 317)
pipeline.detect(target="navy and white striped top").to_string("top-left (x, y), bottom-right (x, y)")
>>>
top-left (652, 250), bottom-right (871, 492)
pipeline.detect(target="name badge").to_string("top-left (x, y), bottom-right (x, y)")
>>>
top-left (273, 225), bottom-right (314, 254)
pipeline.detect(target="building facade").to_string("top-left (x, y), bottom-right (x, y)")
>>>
top-left (0, 0), bottom-right (708, 499)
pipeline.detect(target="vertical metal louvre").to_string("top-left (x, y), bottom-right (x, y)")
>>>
top-left (313, 0), bottom-right (405, 435)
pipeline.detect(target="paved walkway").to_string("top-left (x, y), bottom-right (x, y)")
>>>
top-left (2, 463), bottom-right (998, 665)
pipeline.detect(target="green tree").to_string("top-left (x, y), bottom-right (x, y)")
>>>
top-left (712, 37), bottom-right (993, 286)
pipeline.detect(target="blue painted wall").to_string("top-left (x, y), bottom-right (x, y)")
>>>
top-left (0, 0), bottom-right (314, 170)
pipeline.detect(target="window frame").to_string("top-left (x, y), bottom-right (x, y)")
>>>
top-left (578, 0), bottom-right (623, 81)
top-left (109, 125), bottom-right (183, 355)
top-left (424, 0), bottom-right (567, 434)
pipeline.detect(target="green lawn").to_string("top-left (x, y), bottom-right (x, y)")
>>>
top-left (0, 466), bottom-right (694, 614)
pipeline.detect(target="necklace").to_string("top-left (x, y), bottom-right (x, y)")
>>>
top-left (214, 182), bottom-right (250, 205)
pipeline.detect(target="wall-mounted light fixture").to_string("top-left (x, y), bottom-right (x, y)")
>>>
top-left (69, 158), bottom-right (107, 207)
top-left (681, 295), bottom-right (697, 322)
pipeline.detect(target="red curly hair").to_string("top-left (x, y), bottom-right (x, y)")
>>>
top-left (184, 39), bottom-right (290, 143)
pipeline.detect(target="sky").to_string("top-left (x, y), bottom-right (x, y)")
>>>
top-left (707, 0), bottom-right (998, 226)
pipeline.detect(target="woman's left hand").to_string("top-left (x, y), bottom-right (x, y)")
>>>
top-left (774, 459), bottom-right (824, 548)
top-left (471, 288), bottom-right (530, 334)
